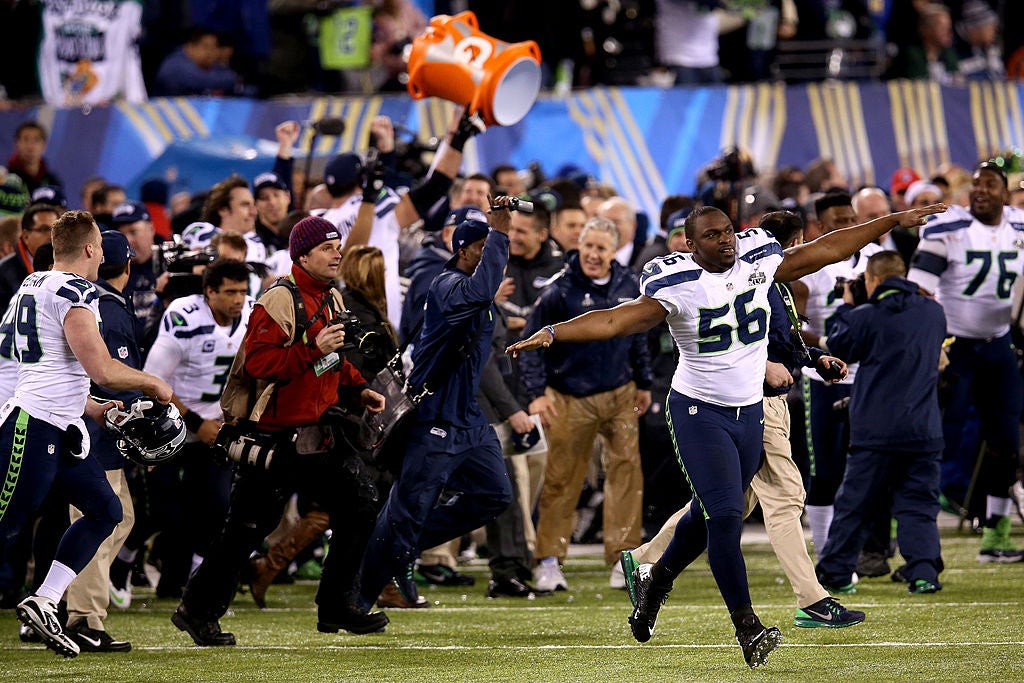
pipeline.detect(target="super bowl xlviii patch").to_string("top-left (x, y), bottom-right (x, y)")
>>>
top-left (748, 269), bottom-right (767, 286)
top-left (1015, 234), bottom-right (1024, 250)
top-left (117, 346), bottom-right (129, 359)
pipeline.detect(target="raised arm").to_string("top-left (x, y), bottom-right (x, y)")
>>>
top-left (507, 295), bottom-right (667, 356)
top-left (775, 203), bottom-right (946, 282)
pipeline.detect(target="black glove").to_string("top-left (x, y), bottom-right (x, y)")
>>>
top-left (362, 149), bottom-right (386, 204)
top-left (449, 111), bottom-right (486, 152)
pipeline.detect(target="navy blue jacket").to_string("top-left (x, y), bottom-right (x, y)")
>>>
top-left (825, 277), bottom-right (946, 452)
top-left (765, 282), bottom-right (823, 398)
top-left (409, 230), bottom-right (510, 428)
top-left (399, 234), bottom-right (450, 344)
top-left (519, 252), bottom-right (653, 400)
top-left (89, 278), bottom-right (144, 470)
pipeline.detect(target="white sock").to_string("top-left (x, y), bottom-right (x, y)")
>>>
top-left (987, 496), bottom-right (1012, 519)
top-left (806, 504), bottom-right (834, 558)
top-left (36, 561), bottom-right (77, 604)
top-left (116, 546), bottom-right (138, 564)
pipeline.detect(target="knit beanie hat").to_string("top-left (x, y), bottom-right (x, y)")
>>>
top-left (289, 216), bottom-right (340, 261)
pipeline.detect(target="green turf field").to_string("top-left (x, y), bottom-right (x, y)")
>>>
top-left (2, 526), bottom-right (1022, 682)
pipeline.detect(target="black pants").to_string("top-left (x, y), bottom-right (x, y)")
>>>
top-left (182, 439), bottom-right (380, 622)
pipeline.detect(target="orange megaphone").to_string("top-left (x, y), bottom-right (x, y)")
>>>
top-left (405, 11), bottom-right (542, 127)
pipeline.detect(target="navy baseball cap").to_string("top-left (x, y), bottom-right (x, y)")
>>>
top-left (445, 218), bottom-right (491, 268)
top-left (30, 185), bottom-right (67, 209)
top-left (324, 153), bottom-right (362, 193)
top-left (666, 207), bottom-right (693, 239)
top-left (977, 160), bottom-right (1008, 186)
top-left (100, 229), bottom-right (135, 267)
top-left (444, 205), bottom-right (488, 228)
top-left (110, 201), bottom-right (151, 225)
top-left (253, 171), bottom-right (288, 196)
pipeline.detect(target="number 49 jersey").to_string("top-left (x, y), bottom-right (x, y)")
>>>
top-left (3, 271), bottom-right (101, 430)
top-left (144, 294), bottom-right (254, 421)
top-left (909, 204), bottom-right (1024, 339)
top-left (640, 228), bottom-right (783, 407)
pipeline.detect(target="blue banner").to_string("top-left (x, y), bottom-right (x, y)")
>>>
top-left (1, 82), bottom-right (1020, 219)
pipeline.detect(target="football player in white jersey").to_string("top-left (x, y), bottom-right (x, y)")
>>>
top-left (509, 202), bottom-right (945, 668)
top-left (142, 259), bottom-right (254, 594)
top-left (790, 190), bottom-right (882, 555)
top-left (0, 210), bottom-right (172, 657)
top-left (908, 161), bottom-right (1024, 563)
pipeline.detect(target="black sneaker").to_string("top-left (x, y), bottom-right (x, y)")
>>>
top-left (735, 614), bottom-right (782, 669)
top-left (171, 604), bottom-right (236, 646)
top-left (794, 597), bottom-right (865, 628)
top-left (891, 564), bottom-right (909, 583)
top-left (416, 563), bottom-right (476, 586)
top-left (856, 551), bottom-right (891, 578)
top-left (485, 577), bottom-right (553, 598)
top-left (317, 602), bottom-right (389, 635)
top-left (18, 622), bottom-right (41, 643)
top-left (628, 563), bottom-right (672, 643)
top-left (67, 622), bottom-right (132, 652)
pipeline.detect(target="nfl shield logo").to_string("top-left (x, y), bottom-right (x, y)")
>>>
top-left (688, 406), bottom-right (698, 415)
top-left (117, 346), bottom-right (129, 359)
top-left (47, 444), bottom-right (55, 454)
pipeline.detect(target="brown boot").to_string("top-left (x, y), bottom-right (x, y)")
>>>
top-left (249, 510), bottom-right (330, 609)
top-left (376, 581), bottom-right (429, 609)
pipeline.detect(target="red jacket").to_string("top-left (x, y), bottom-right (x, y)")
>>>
top-left (244, 264), bottom-right (366, 429)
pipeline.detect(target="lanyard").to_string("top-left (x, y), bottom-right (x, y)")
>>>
top-left (775, 282), bottom-right (815, 365)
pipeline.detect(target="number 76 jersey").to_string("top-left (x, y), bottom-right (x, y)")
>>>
top-left (640, 228), bottom-right (783, 408)
top-left (144, 293), bottom-right (254, 421)
top-left (909, 204), bottom-right (1024, 339)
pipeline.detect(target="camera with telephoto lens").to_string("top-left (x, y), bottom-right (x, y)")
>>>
top-left (832, 274), bottom-right (868, 307)
top-left (214, 422), bottom-right (282, 470)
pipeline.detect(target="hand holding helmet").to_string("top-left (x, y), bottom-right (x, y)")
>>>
top-left (104, 399), bottom-right (187, 466)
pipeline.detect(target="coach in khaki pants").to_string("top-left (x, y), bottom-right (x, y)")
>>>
top-left (516, 217), bottom-right (653, 592)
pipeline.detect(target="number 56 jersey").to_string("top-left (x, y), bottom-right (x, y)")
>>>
top-left (640, 228), bottom-right (783, 407)
top-left (144, 294), bottom-right (254, 421)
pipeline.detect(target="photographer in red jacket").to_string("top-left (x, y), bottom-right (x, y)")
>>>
top-left (173, 216), bottom-right (388, 647)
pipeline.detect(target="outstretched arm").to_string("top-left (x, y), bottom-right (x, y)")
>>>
top-left (507, 296), bottom-right (667, 356)
top-left (775, 203), bottom-right (946, 282)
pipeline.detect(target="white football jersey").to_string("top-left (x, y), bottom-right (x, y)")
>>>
top-left (908, 204), bottom-right (1024, 339)
top-left (144, 293), bottom-right (254, 422)
top-left (640, 228), bottom-right (783, 407)
top-left (38, 0), bottom-right (147, 107)
top-left (4, 271), bottom-right (101, 430)
top-left (0, 300), bottom-right (18, 404)
top-left (322, 188), bottom-right (403, 328)
top-left (797, 242), bottom-right (881, 383)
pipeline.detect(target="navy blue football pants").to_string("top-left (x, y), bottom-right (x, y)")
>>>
top-left (0, 409), bottom-right (121, 581)
top-left (359, 421), bottom-right (512, 608)
top-left (941, 333), bottom-right (1022, 500)
top-left (803, 378), bottom-right (851, 506)
top-left (659, 391), bottom-right (764, 613)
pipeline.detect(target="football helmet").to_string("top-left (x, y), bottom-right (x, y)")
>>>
top-left (104, 399), bottom-right (187, 466)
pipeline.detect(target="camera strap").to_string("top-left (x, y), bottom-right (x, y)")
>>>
top-left (775, 282), bottom-right (815, 366)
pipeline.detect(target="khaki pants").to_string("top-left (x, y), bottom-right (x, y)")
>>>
top-left (634, 395), bottom-right (827, 608)
top-left (67, 468), bottom-right (134, 630)
top-left (420, 539), bottom-right (460, 568)
top-left (536, 383), bottom-right (643, 566)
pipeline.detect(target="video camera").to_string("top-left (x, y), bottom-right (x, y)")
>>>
top-left (832, 274), bottom-right (868, 307)
top-left (153, 236), bottom-right (219, 300)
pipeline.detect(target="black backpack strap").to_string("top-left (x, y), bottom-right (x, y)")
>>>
top-left (267, 275), bottom-right (335, 347)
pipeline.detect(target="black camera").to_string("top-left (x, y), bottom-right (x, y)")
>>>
top-left (704, 147), bottom-right (755, 184)
top-left (832, 274), bottom-right (868, 307)
top-left (214, 422), bottom-right (283, 470)
top-left (332, 314), bottom-right (383, 361)
top-left (819, 359), bottom-right (846, 382)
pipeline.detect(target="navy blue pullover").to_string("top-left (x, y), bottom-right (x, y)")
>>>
top-left (519, 252), bottom-right (652, 400)
top-left (825, 277), bottom-right (946, 451)
top-left (409, 230), bottom-right (510, 428)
